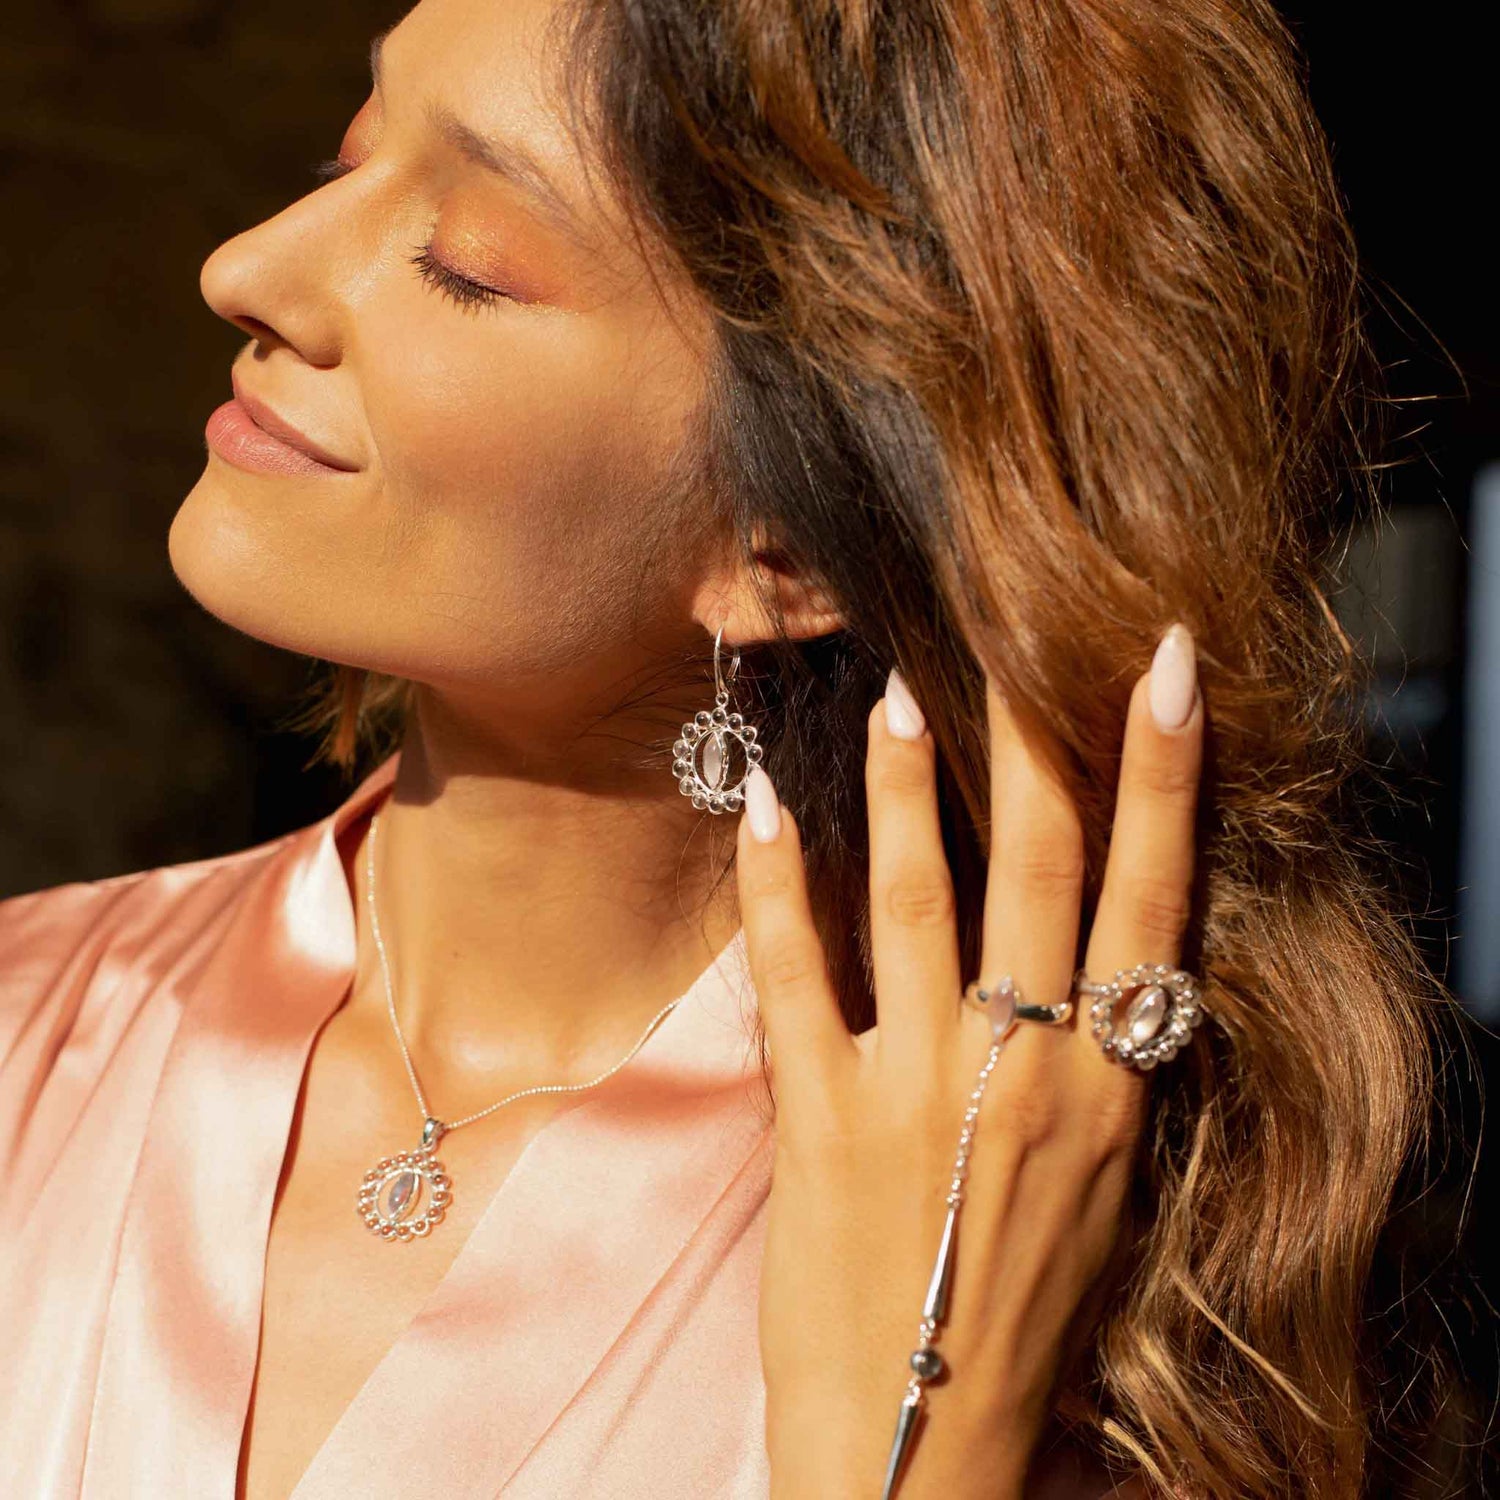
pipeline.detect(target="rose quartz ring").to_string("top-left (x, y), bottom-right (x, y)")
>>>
top-left (1076, 963), bottom-right (1205, 1069)
top-left (962, 976), bottom-right (1074, 1041)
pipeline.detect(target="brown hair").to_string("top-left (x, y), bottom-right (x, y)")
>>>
top-left (288, 0), bottom-right (1473, 1492)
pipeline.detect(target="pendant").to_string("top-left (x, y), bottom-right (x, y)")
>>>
top-left (357, 1116), bottom-right (452, 1242)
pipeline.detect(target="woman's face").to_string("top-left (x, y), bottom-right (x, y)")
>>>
top-left (173, 0), bottom-right (723, 726)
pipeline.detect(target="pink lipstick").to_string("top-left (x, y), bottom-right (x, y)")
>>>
top-left (205, 378), bottom-right (358, 477)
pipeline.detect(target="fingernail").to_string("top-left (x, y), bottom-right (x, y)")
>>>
top-left (1149, 624), bottom-right (1198, 731)
top-left (884, 667), bottom-right (926, 740)
top-left (744, 762), bottom-right (782, 843)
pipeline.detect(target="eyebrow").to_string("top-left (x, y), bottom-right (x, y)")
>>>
top-left (367, 26), bottom-right (590, 244)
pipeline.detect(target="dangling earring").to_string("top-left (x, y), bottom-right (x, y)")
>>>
top-left (673, 622), bottom-right (764, 813)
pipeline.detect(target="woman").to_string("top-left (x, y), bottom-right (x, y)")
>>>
top-left (0, 0), bottom-right (1459, 1495)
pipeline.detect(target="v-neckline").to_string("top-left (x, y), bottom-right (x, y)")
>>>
top-left (81, 751), bottom-right (772, 1497)
top-left (264, 1040), bottom-right (599, 1499)
top-left (285, 931), bottom-right (767, 1497)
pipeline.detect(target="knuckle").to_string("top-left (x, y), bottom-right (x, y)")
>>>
top-left (994, 1069), bottom-right (1066, 1146)
top-left (1007, 841), bottom-right (1086, 902)
top-left (1129, 753), bottom-right (1199, 803)
top-left (742, 864), bottom-right (798, 904)
top-left (1118, 872), bottom-right (1192, 944)
top-left (881, 869), bottom-right (957, 929)
top-left (868, 742), bottom-right (935, 799)
top-left (881, 1068), bottom-right (948, 1133)
top-left (1080, 1085), bottom-right (1145, 1159)
top-left (757, 938), bottom-right (824, 995)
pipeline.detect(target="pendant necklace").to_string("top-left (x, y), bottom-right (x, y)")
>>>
top-left (355, 806), bottom-right (683, 1243)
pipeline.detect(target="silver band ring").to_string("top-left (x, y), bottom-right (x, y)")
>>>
top-left (1075, 963), bottom-right (1206, 1070)
top-left (963, 976), bottom-right (1074, 1041)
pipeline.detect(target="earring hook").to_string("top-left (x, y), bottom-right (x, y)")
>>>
top-left (713, 621), bottom-right (741, 701)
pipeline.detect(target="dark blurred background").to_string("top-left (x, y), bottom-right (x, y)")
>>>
top-left (2, 0), bottom-right (1495, 1480)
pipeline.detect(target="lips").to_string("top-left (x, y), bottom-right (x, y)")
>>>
top-left (203, 370), bottom-right (359, 477)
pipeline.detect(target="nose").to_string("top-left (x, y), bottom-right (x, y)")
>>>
top-left (199, 186), bottom-right (350, 369)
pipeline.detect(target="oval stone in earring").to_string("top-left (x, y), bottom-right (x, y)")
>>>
top-left (674, 706), bottom-right (763, 812)
top-left (673, 625), bottom-right (763, 814)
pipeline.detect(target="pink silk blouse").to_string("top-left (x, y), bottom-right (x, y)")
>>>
top-left (0, 750), bottom-right (776, 1498)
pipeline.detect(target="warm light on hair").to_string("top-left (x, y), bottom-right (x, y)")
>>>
top-left (287, 0), bottom-right (1472, 1491)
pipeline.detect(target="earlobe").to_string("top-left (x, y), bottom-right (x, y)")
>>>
top-left (689, 597), bottom-right (844, 649)
top-left (690, 545), bottom-right (845, 646)
top-left (774, 589), bottom-right (846, 643)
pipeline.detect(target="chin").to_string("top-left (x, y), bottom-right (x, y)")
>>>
top-left (168, 462), bottom-right (366, 664)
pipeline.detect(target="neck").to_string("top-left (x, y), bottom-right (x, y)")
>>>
top-left (339, 680), bottom-right (743, 1101)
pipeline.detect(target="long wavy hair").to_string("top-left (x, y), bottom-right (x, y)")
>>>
top-left (286, 0), bottom-right (1476, 1493)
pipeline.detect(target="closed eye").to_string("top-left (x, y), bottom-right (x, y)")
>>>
top-left (306, 158), bottom-right (513, 313)
top-left (407, 242), bottom-right (512, 313)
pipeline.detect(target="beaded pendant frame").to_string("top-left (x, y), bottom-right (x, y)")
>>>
top-left (357, 1125), bottom-right (452, 1242)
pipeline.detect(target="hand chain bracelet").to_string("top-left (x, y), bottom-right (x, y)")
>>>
top-left (880, 1028), bottom-right (1008, 1498)
top-left (878, 964), bottom-right (1204, 1492)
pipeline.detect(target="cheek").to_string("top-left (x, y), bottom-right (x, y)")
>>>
top-left (373, 316), bottom-right (614, 514)
top-left (354, 299), bottom-right (708, 670)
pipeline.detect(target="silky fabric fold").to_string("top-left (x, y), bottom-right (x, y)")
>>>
top-left (0, 751), bottom-right (775, 1498)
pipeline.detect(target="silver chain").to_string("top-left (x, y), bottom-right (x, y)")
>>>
top-left (364, 807), bottom-right (683, 1134)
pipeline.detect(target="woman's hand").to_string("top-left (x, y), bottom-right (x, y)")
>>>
top-left (737, 625), bottom-right (1203, 1500)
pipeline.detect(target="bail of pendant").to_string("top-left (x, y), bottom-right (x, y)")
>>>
top-left (421, 1117), bottom-right (446, 1151)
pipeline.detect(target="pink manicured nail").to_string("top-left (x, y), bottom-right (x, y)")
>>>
top-left (1148, 624), bottom-right (1197, 730)
top-left (884, 667), bottom-right (926, 739)
top-left (744, 763), bottom-right (782, 843)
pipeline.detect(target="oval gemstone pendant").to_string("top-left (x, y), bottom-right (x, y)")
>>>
top-left (357, 1116), bottom-right (453, 1243)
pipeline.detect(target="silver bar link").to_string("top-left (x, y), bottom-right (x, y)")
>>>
top-left (879, 1034), bottom-right (1007, 1499)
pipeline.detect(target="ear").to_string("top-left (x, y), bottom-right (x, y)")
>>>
top-left (690, 527), bottom-right (845, 644)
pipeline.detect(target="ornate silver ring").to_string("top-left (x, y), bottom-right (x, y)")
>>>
top-left (1077, 963), bottom-right (1205, 1069)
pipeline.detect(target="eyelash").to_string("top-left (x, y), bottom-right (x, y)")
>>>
top-left (308, 156), bottom-right (513, 314)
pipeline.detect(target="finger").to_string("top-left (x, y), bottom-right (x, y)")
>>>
top-left (866, 670), bottom-right (963, 1067)
top-left (1080, 624), bottom-right (1204, 1094)
top-left (976, 673), bottom-right (1085, 1050)
top-left (737, 761), bottom-right (856, 1097)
